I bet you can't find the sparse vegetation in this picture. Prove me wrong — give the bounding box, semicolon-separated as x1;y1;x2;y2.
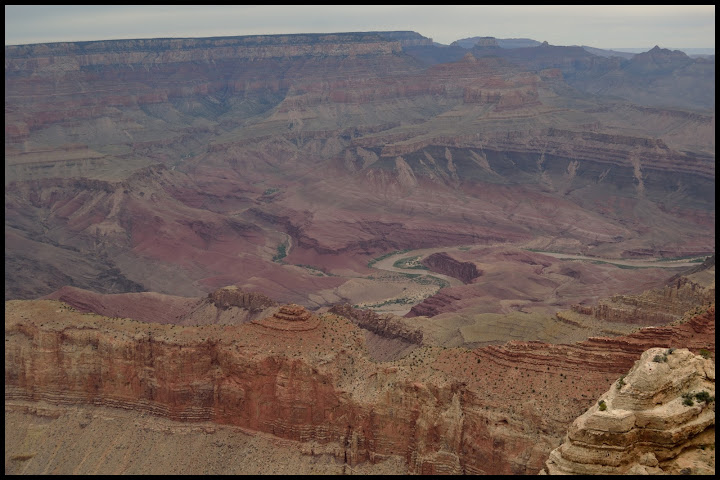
699;349;712;359
392;255;429;270
694;391;714;404
295;264;334;276
398;272;421;279
2;8;716;452
367;250;409;268
598;400;607;411
656;255;707;263
411;275;449;288
272;243;287;262
364;297;416;309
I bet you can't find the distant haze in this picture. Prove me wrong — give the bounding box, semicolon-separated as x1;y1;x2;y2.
603;47;715;55
4;5;715;51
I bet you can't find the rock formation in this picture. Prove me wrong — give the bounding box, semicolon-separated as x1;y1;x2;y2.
207;287;278;312
541;347;715;475
421;252;481;284
563;255;715;326
329;303;423;345
405;290;464;318
473;37;501;48
329;303;423;361
5;296;715;475
568;277;715;325
253;304;321;331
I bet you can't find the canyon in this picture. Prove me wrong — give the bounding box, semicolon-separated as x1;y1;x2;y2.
4;31;715;474
5;32;714;304
5;251;716;474
4;293;715;475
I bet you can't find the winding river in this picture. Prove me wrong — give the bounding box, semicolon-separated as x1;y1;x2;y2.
370;244;706;279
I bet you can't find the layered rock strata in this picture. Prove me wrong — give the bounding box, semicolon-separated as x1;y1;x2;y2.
43;285;198;324
5;33;715;302
207;287;278;312
252;304;321;331
5;298;715;475
566;267;715;326
4;33;425;142
405;290;463;318
541;348;715;475
329;303;423;344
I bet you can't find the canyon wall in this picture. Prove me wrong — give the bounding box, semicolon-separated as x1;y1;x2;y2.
5;33;715;301
5;299;715;474
566;264;715;326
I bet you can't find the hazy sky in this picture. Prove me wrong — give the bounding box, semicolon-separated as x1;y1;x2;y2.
4;5;715;49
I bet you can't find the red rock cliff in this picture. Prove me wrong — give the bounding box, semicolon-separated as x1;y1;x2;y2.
422;251;481;284
5;299;715;474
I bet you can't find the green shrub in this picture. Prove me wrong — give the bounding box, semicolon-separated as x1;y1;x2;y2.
616;375;626;390
699;349;712;359
367;249;409;268
598;400;607;411
695;391;714;403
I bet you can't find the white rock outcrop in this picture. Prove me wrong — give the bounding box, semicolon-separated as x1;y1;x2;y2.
542;347;715;475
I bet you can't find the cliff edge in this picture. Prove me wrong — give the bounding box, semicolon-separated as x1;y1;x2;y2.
541;347;715;475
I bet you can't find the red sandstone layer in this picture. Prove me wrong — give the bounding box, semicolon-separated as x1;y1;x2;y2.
4;298;714;474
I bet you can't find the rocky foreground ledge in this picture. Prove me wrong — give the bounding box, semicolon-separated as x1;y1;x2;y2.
541;347;715;475
5;298;715;474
